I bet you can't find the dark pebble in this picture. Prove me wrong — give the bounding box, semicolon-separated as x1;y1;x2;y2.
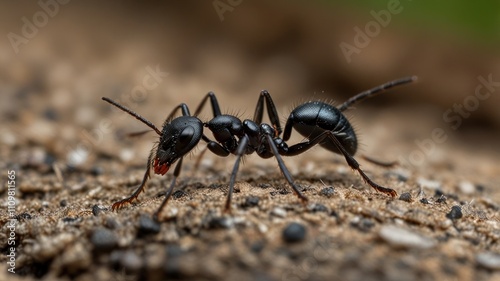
282;222;307;243
138;215;161;236
242;196;260;208
320;187;335;198
259;183;271;189
434;189;445;197
59;200;68;207
310;203;328;213
351;218;375;232
91;227;118;252
250;240;265;253
207;216;233;229
446;205;463;220
420;198;430;204
16;213;32;220
436;195;447;204
164;245;183;277
399;192;412;202
172;190;187;199
208;183;222;189
43;107;59;121
62;217;81;223
90;166;103;176
166;244;183;258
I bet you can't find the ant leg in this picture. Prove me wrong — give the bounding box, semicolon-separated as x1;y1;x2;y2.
225;135;249;212
193;91;222;117
338;76;417;112
111;149;154;210
264;134;308;203
194;135;230;170
285;131;397;197
253;90;282;135
161;103;192;129
153;157;183;221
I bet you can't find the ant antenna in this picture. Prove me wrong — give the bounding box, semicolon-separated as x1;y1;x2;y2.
102;97;162;135
338;76;417;112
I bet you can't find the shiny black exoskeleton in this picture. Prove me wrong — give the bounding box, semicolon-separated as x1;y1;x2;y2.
102;76;416;220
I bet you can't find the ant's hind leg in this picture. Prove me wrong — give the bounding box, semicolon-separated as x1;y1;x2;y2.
285;132;397;197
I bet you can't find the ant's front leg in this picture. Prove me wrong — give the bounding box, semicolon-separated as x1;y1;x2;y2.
112;150;154;210
153;157;184;221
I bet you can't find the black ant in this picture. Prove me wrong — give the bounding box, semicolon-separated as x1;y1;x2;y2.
102;76;416;220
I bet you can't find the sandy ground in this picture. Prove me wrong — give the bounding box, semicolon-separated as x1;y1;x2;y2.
1;2;500;281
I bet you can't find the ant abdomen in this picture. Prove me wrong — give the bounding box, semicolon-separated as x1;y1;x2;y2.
284;101;357;156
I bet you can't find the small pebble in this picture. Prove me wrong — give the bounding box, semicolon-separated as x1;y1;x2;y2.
385;169;410;182
138;215;161;236
417;178;441;190
259;183;271;189
92;205;105;216
351;217;375;232
208;217;234;229
67;147;89;167
399;192;412;202
91;228;118;252
379;225;435;249
90;166;103;176
121;250;142;272
309;203;328;213
282;222;307;243
320;187;335;198
62;217;81;224
242;196;260;208
420;198;430;204
271;207;287;218
476;252;500;270
59;200;68;207
16;213;32;220
172;190;187;199
446;205;463;220
436;195;447;204
458;181;475;194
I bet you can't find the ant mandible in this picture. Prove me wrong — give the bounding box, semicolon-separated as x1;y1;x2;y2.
102;76;417;220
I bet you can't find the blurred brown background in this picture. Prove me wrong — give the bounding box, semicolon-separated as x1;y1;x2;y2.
1;2;500;280
1;0;499;177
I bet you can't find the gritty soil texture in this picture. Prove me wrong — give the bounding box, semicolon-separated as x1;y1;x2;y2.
1;2;500;281
1;105;499;281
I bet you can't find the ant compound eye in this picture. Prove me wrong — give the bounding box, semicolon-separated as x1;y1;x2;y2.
176;126;195;150
178;126;195;144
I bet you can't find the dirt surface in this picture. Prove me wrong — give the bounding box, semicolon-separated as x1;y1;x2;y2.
1;2;500;281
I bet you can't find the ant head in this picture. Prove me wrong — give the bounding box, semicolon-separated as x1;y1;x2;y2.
153;116;203;175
